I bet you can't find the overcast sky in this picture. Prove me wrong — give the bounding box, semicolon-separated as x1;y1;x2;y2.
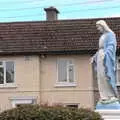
0;0;120;22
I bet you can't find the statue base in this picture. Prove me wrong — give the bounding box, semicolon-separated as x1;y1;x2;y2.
96;101;120;109
96;101;120;119
96;110;120;120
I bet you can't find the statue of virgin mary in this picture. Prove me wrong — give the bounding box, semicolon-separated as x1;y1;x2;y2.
92;20;118;104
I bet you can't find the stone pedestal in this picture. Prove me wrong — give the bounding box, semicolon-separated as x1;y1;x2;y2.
95;101;120;119
96;101;120;109
96;110;120;120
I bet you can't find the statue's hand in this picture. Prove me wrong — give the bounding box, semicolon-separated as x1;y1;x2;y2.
99;50;105;60
90;56;95;64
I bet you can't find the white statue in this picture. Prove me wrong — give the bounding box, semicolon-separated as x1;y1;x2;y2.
91;20;118;104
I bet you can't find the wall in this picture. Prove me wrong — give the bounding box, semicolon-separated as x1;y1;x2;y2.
40;54;94;109
0;55;40;112
0;54;95;112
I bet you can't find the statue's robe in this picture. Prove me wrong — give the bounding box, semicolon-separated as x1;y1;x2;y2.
93;31;117;99
103;31;117;90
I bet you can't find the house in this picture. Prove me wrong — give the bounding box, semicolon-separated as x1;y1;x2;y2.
0;7;120;112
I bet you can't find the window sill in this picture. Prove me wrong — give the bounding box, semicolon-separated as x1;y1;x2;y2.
0;83;17;89
116;83;120;86
9;96;37;108
54;82;77;87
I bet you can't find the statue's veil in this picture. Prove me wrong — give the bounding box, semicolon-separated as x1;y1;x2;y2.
96;20;113;33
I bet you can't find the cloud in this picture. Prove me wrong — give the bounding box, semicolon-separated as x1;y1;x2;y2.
109;14;120;17
23;0;45;5
86;0;115;4
86;0;105;2
103;13;120;18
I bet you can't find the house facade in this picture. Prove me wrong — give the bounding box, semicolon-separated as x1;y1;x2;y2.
0;7;120;112
0;54;94;111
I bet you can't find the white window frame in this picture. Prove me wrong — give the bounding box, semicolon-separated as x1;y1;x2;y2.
55;58;77;87
0;61;16;88
116;57;120;85
9;96;37;108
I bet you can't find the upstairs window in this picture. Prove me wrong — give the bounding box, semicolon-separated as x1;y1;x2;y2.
57;59;74;83
0;61;14;85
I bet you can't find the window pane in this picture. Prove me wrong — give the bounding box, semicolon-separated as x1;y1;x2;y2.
68;65;74;82
117;63;120;69
68;60;72;65
58;60;67;82
117;70;120;83
0;62;3;66
66;104;78;108
6;62;14;83
0;67;4;84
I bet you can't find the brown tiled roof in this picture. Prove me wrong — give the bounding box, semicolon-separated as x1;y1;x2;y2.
0;17;120;55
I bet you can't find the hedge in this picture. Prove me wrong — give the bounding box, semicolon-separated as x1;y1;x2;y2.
0;104;103;120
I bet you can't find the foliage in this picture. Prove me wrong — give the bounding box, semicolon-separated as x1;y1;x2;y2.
0;104;103;120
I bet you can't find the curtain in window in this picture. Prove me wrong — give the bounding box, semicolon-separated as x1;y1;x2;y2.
58;59;74;82
6;61;14;83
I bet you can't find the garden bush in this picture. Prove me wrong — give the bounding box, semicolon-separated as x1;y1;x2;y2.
0;104;103;120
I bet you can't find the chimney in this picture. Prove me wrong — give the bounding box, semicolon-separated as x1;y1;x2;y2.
44;6;59;21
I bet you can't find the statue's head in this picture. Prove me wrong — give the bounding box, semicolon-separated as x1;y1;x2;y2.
96;20;111;33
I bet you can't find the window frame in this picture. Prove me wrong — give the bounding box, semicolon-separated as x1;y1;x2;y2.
116;57;120;85
0;61;16;88
55;58;76;87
